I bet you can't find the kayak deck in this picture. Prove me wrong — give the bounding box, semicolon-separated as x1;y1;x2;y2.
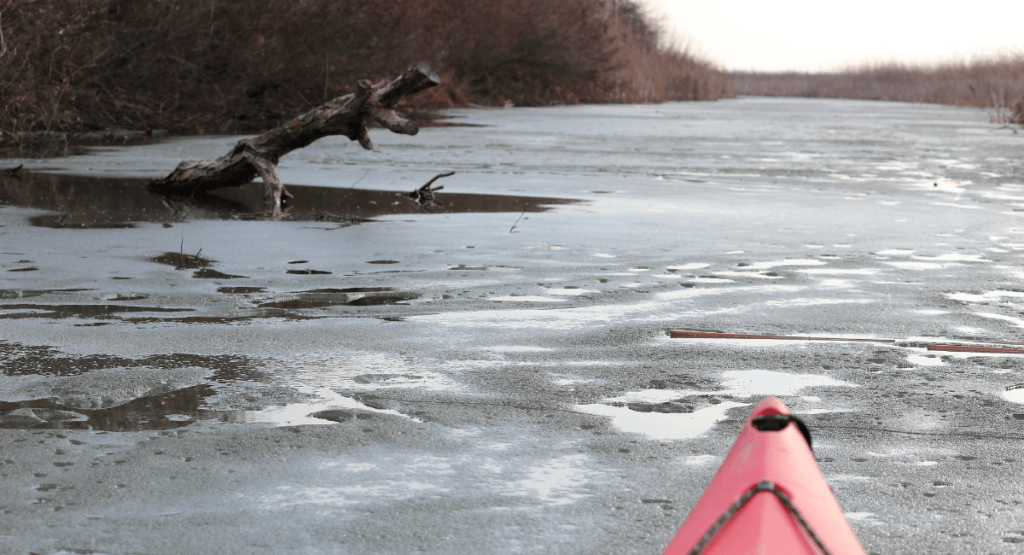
662;397;866;555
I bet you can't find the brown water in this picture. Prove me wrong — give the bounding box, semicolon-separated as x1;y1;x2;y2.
0;171;577;228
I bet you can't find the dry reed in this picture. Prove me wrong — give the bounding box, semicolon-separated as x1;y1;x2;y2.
0;0;730;154
730;56;1024;123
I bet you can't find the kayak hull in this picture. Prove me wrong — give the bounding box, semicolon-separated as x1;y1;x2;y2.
662;397;866;555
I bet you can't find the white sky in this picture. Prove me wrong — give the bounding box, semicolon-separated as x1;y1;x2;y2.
639;1;1024;73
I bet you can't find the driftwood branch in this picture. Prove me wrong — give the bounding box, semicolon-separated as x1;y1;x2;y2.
1;163;23;177
148;63;441;213
408;171;454;210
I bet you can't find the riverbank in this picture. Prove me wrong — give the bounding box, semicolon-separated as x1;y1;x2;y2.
0;0;730;157
731;55;1024;124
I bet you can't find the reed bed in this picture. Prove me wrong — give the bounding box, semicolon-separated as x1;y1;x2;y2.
0;0;730;154
730;56;1024;123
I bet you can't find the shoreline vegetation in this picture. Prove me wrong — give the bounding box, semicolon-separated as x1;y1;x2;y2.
0;0;729;156
3;1;1020;160
731;56;1024;126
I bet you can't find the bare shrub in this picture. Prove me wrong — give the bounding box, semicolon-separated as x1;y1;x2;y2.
435;0;615;105
605;20;729;103
0;0;730;151
731;56;1024;118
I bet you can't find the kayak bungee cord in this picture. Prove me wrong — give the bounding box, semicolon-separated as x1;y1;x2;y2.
686;480;832;555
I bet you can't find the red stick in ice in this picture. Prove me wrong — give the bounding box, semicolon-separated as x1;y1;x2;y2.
668;330;895;343
927;344;1024;354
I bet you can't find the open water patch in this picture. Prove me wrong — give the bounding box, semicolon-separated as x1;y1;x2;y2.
0;288;94;299
577;369;856;440
217;286;267;294
256;290;419;309
0;171;580;227
0;384;215;431
0;342;429;430
0;339;264;381
0;303;194;321
227;388;412;426
576;401;748;441
151;251;248;278
0;385;422;431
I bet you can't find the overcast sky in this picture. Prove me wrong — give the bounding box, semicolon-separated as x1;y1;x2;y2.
639;1;1024;73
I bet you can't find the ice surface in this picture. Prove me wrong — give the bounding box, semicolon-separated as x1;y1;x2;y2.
5;96;1024;555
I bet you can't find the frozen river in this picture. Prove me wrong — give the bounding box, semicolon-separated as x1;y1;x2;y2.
3;97;1024;553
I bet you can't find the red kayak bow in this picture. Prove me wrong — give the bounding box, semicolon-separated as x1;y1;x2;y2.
662;397;866;555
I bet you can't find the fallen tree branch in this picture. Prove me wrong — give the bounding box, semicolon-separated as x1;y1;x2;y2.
408;171;454;209
148;64;441;214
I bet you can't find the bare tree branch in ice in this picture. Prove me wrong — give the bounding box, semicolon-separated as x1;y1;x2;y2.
1;163;22;177
148;64;441;214
408;171;453;210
